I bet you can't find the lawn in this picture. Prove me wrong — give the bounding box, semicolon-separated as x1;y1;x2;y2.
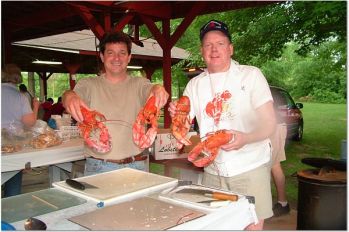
280;102;347;207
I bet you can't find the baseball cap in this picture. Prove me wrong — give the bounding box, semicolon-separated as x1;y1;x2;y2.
200;19;231;42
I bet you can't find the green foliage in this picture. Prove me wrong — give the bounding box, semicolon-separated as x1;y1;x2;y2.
260;40;346;103
46;73;70;100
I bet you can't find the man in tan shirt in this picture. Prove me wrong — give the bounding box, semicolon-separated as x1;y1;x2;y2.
63;32;169;175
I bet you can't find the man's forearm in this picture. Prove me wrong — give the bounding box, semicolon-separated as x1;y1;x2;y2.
245;101;277;144
245;120;276;144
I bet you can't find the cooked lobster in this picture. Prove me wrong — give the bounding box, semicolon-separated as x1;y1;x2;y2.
78;106;111;153
133;96;159;149
188;129;233;167
171;96;192;150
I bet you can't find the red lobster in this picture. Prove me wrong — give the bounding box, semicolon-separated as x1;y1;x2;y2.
133;96;159;149
171;96;192;150
78;106;111;153
188;129;233;167
205;90;232;125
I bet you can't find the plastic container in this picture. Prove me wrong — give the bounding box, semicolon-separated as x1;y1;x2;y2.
1;221;16;230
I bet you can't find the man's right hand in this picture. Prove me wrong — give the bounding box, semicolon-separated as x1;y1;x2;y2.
62;90;89;122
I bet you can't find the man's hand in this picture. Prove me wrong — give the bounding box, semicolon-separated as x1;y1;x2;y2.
221;130;247;151
150;84;169;108
62;90;89;122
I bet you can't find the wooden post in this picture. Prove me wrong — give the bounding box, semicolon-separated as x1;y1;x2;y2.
28;72;35;97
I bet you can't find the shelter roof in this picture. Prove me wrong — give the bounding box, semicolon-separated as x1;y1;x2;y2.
12;30;189;73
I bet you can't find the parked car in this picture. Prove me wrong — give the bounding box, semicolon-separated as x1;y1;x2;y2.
270;86;304;141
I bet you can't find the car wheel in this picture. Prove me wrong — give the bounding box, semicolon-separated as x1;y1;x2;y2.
292;122;303;141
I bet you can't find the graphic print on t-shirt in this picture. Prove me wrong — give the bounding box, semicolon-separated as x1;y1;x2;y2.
205;90;232;126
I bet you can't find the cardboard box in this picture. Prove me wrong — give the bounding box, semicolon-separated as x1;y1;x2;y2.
153;129;198;160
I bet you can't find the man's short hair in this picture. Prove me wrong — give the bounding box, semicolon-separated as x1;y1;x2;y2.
47;98;54;103
1;64;23;84
19;84;27;92
98;31;132;54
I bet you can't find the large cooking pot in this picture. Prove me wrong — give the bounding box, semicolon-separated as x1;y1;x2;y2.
297;157;347;230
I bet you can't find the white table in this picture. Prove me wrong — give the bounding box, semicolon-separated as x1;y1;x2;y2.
1;139;85;184
8;192;257;230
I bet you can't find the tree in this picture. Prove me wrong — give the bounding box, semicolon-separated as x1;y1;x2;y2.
176;1;346;66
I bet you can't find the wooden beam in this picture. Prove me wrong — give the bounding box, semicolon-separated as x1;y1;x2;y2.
71;4;105;40
104;12;111;33
169;2;206;48
139;14;165;48
116;2;172;19
112;13;135;32
162;19;172;129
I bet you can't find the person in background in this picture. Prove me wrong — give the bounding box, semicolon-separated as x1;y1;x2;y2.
18;83;33;108
39;97;54;122
168;20;276;230
63;31;169;176
48;96;65;117
1;64;40;197
270;124;290;217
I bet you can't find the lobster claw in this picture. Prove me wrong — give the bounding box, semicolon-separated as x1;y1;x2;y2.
78;106;112;153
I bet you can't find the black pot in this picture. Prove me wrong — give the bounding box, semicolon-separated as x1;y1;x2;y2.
297;158;347;230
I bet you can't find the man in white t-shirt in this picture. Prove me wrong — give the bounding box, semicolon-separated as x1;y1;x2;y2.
169;20;276;230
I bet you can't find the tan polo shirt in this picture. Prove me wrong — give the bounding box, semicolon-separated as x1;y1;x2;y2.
74;74;153;160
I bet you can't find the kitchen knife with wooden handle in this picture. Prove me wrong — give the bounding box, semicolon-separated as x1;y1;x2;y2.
204;192;238;201
176;188;239;201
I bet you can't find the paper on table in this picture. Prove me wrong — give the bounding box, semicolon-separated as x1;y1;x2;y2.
69;197;205;230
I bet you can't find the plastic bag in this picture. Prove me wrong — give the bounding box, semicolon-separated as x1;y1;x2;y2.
29;120;62;149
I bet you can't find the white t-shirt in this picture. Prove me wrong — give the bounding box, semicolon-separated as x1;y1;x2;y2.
184;60;273;177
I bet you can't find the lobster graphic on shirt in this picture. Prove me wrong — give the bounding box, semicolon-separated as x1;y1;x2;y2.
205;90;232;126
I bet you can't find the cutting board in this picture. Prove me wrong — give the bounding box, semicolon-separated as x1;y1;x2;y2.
1;188;86;223
69;197;205;230
53;168;178;205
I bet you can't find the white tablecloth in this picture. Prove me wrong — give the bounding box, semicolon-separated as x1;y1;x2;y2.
9;195;257;230
1;138;84;172
1;139;85;184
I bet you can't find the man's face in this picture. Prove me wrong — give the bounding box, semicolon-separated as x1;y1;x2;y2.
201;31;233;73
100;42;131;77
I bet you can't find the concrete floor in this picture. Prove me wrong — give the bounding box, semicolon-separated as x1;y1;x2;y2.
12;166;297;230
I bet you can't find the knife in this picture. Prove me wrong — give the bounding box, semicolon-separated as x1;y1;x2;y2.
65;179;98;190
176;188;239;201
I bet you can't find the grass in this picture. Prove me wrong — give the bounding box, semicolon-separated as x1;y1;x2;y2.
151;102;347;209
280;102;347;207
